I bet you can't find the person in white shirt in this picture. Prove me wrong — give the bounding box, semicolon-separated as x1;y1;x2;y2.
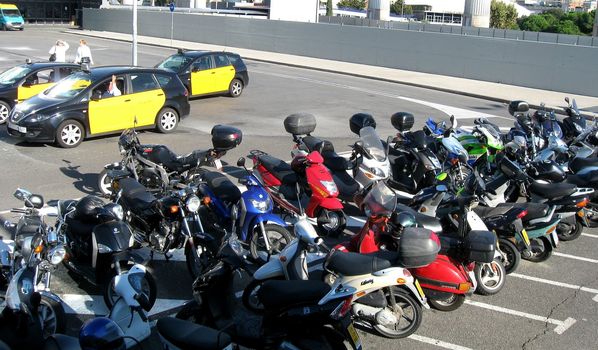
74;39;94;65
48;40;69;62
102;75;122;98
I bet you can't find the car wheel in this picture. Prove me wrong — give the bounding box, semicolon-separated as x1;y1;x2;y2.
0;100;10;124
55;120;84;148
228;79;243;98
156;107;178;133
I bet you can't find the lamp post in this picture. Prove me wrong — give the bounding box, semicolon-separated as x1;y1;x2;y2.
132;0;138;66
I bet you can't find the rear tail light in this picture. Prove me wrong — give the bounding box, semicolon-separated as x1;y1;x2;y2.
331;295;353;320
517;210;528;219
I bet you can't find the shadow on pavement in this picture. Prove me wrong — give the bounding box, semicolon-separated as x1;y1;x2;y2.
59;159;99;195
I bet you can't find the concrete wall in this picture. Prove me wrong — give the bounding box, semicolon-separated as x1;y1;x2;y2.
83;8;598;97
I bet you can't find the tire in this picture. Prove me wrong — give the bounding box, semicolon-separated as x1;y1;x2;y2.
185;241;213;280
103;265;157;310
372;287;423;339
249;224;293;264
55;120;84;148
155;107;178;133
228;78;243;98
317;209;346;238
557;218;582;241
97;168;113;196
474;258;506;296
428;293;466;312
0;100;10;124
38;294;66;338
242;278;280;313
523;237;553;263
498;238;521;274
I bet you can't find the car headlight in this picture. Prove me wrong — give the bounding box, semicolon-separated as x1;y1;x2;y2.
185;195;201;212
28;113;53;123
48;245;66;265
97;243;113;254
250;197;270;212
320;180;338;195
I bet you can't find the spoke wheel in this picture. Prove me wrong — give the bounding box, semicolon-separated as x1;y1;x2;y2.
156;107;178;133
38;295;66;338
557;219;582;241
249;224;293;264
523;237;553;262
0;101;10;124
498;238;521;274
97;169;113;196
317;209;346;238
228;79;243;97
474;258;506;295
55;120;84;148
372;287;422;339
428;293;466;312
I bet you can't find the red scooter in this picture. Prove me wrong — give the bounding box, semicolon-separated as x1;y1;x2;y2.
335;181;495;311
249;149;346;237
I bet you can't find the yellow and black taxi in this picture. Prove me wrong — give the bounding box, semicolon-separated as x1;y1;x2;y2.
156;49;249;98
7;66;190;148
0;60;80;124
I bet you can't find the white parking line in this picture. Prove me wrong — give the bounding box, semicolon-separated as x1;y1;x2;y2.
581;233;598;239
553;252;598;264
408;335;473;350
510;273;598;301
60;293;187;316
464;300;576;334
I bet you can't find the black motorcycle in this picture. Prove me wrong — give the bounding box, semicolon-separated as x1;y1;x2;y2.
51;195;157;309
98;125;242;196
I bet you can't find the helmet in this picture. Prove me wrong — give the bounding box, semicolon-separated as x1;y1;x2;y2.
390;212;417;237
74;195;105;221
79;317;126;350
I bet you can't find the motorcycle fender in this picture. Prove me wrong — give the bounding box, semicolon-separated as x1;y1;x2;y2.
92;222;132;253
401;282;429;309
306;197;343;217
252;257;285;280
37;290;63;305
412;256;473;295
111;250;147;265
104;162;122;170
243;213;287;241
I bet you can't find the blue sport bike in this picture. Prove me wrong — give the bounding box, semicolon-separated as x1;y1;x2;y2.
195;157;293;268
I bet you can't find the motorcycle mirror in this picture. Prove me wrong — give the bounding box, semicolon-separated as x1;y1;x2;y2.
236;157;245;167
91;90;102;101
565;97;570;104
28;195;44;209
450;115;457;129
13;188;32;201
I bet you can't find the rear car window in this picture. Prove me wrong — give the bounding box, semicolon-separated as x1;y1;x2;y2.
130;73;159;93
225;53;245;69
213;54;230;68
154;74;172;88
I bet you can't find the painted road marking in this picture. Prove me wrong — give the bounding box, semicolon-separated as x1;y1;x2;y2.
553;252;598;264
511;273;598;302
464;300;576;334
581;233;598;239
408;335;473;350
60;293;187;316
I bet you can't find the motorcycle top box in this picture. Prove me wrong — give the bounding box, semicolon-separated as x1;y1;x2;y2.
349;113;376;135
211;125;243;151
284;113;316;135
508;100;529;116
464;230;496;263
397;227;440;268
391;112;415;132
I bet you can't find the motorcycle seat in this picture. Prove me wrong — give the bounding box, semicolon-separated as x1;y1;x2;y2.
302;136;349;171
473;205;511;218
202;171;242;203
331;171;360;200
258;280;331;310
156;317;232;350
302;135;327;153
118;178;157;213
569;157;598;174
175;150;210;172
498;202;549;221
566;171;598;187
529;181;576;199
257;154;297;185
326;251;392;276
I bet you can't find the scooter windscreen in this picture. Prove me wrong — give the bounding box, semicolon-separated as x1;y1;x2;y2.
362;181;396;216
359;127;386;161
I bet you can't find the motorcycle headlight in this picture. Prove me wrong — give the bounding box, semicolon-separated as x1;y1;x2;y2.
48;245;66;265
320;180;338;195
250;197;270;212
127;272;145;294
369;166;386;178
97;243;113;254
229;235;244;256
185;195;201;212
107;204;124;221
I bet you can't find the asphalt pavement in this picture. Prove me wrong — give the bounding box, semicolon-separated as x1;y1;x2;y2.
1;27;598;350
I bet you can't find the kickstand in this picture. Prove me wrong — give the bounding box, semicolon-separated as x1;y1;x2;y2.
149;250;154;262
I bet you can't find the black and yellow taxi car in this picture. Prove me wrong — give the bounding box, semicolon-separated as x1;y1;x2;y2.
0;60;80;124
156;49;249;98
7;66;190;148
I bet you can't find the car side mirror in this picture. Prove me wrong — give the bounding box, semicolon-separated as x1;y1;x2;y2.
91;90;102;101
237;157;245;167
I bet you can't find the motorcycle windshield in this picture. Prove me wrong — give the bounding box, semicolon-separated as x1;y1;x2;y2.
542;120;563;139
362;181;396;216
442;136;468;157
359;126;386;161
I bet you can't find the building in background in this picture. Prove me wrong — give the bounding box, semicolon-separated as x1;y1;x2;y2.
4;0;101;23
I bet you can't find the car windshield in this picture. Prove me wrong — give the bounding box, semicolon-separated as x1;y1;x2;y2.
44;72;91;99
157;54;193;72
0;65;30;85
359;126;386;161
2;9;21;17
362;181;396;217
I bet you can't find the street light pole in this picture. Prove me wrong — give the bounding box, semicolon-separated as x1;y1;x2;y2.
132;0;138;66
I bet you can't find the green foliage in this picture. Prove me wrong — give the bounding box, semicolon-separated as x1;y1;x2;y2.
490;0;519;29
326;0;333;16
517;8;595;35
390;0;413;15
336;0;366;10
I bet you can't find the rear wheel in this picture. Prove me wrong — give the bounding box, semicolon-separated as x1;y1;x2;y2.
522;237;553;262
557;218;582;241
498;238;520;274
474;258;506;296
428;293;465;312
228;78;243;97
249;224;293;264
156;107;178;133
372;287;422;339
97;169;113;196
0;100;10;124
317;209;346;238
103;264;157;310
242;278;283;313
55;120;84;148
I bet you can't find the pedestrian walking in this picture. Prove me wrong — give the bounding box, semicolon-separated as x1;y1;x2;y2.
74;39;94;65
48;40;69;62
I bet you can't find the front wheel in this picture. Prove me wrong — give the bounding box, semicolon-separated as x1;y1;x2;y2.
371;287;423;339
498;238;521;274
249;224;293;264
317;209;346;238
0;100;10;124
55;120;84;148
428;293;466;312
557;218;582;241
522;237;553;262
228;78;243;97
97;169;114;196
156;107;178;133
103;265;157;310
474;258;506;296
38;294;66;338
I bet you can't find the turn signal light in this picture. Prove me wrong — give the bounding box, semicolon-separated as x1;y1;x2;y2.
34;244;44;254
517;210;528;219
458;282;471;292
356;291;366;298
578;210;585;217
397;278;406;284
279;256;287;262
202;196;211;205
576;198;589;208
169;205;179;214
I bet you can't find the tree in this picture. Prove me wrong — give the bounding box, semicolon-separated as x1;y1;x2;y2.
390;0;413;15
326;0;333;16
336;0;366;10
552;19;582;35
518;14;550;32
490;0;518;29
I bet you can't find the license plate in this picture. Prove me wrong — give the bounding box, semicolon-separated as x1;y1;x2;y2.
346;322;362;350
214;159;222;170
551;229;559;246
7;123;25;133
414;279;426;299
521;229;530;247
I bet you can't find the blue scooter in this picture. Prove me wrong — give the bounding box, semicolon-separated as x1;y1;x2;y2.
196;157;293;264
